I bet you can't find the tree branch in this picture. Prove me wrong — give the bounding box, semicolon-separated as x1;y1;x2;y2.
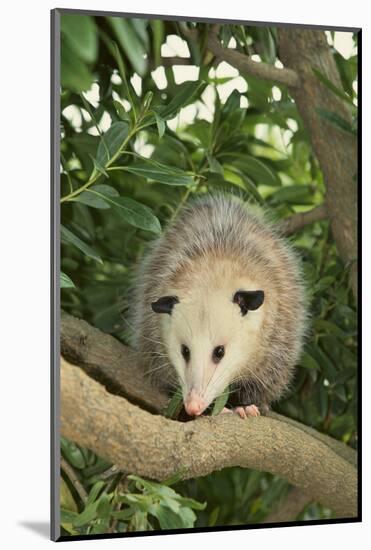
61;311;357;468
60;456;88;505
61;356;357;518
60;312;357;519
206;31;300;87
280;204;328;235
180;24;300;87
278;29;357;298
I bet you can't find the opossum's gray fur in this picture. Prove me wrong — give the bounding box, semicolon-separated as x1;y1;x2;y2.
130;194;308;409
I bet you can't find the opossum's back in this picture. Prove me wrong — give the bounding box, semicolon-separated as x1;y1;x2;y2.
143;194;301;285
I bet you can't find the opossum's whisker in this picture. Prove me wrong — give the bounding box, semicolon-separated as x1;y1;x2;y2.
120;315;167;349
139;350;168;359
144;362;171;376
202;369;231;401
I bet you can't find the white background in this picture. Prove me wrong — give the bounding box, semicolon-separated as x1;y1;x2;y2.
0;0;368;548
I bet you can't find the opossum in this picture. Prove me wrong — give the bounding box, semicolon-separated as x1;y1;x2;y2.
131;194;307;418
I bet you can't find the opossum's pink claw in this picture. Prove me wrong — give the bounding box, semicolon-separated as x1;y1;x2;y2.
220;405;260;418
243;404;260;417
224;404;260;418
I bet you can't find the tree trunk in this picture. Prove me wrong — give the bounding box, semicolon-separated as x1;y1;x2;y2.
278;29;358;297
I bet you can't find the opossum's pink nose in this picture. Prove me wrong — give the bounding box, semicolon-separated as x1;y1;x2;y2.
184;390;206;416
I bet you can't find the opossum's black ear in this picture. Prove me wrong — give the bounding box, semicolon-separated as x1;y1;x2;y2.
151;296;179;315
233;290;264;316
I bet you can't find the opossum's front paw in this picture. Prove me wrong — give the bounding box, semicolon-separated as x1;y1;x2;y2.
221;405;260;418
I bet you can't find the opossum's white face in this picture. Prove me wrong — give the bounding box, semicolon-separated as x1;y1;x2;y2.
152;288;265;416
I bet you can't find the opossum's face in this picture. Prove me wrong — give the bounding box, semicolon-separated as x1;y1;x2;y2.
152;289;265;416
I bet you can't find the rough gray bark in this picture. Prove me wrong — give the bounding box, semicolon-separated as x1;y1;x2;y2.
61;356;357;518
60;312;357;518
278;29;358;297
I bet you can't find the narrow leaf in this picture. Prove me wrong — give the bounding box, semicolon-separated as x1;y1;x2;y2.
61;225;103;264
60;272;75;288
312;67;355;106
155;113;166;138
96;121;129;165
89;190;162;234
107;17;148;76
155;81;206;120
72;184;119;209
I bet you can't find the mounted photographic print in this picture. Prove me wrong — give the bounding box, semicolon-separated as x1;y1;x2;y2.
51;8;361;542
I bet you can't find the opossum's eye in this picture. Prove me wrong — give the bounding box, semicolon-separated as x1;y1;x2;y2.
181;344;190;362
212;345;225;363
233;290;265;316
151;295;179;314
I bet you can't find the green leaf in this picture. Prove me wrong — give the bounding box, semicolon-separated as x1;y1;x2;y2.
61;225;103;264
61;509;79;525
207;153;224;175
313;319;347;337
312;67;355;106
150;20;164;67
113;100;130;121
155;81;206;120
307;345;338;382
89;190;162;234
61;14;98;64
212;387;230;415
60;271;75;289
96;121;129;165
316;108;356;135
164;387;183;418
256;27;276;64
155;113;166;138
60;477;78;512
72;184;119;209
299;351;320;371
175;496;207;511
122;159;194;186
314;276;335;294
107;17;148;76
91;157;109;179
220;153;281;187
61;438;85;468
61;39;93;92
269;184;314;205
150;504;196;529
208;506;220;527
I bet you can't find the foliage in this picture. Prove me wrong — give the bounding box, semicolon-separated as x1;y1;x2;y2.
61;437;205;535
59;13;358;535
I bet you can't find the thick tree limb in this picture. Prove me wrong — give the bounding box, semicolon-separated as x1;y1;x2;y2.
278;29;358;297
60;311;357;468
60;310;168;414
61;356;357;518
281;204;328;235
60;313;357;518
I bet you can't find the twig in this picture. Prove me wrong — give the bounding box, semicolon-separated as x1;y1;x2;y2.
180;24;300;87
280;204;328;235
61;456;88;505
